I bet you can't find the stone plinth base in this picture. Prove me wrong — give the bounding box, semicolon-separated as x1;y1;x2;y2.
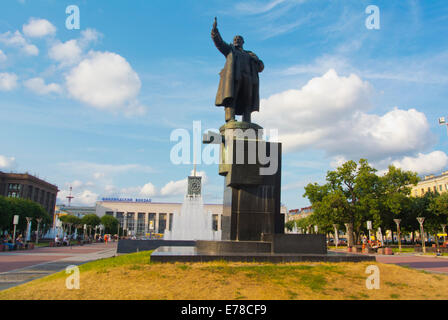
150;246;376;263
261;234;327;254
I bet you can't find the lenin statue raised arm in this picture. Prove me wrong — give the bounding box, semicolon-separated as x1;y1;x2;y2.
211;17;264;123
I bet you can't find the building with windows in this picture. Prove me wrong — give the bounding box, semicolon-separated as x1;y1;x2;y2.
96;199;224;236
286;206;313;222
410;171;448;197
0;171;59;217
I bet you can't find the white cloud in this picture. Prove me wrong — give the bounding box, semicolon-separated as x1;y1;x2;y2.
65;51;143;114
0;73;18;91
57;186;98;206
22;18;56;38
140;182;157;196
49;39;82;66
79;29;102;46
24;77;62;95
0;155;16;170
93;172;105;180
253;69;434;161
0;50;7;63
391;151;448;176
0;31;38;56
59;161;154;176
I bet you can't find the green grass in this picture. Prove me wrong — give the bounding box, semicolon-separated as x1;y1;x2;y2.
392;247;415;253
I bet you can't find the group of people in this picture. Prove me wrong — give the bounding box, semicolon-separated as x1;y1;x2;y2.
54;235;71;246
1;234;25;250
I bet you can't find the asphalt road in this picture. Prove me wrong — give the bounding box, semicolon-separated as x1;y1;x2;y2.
0;242;117;291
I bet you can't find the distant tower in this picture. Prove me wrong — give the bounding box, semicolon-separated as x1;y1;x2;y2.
66;186;74;207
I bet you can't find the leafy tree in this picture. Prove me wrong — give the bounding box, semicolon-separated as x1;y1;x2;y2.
0;196;51;236
81;214;101;236
101;215;119;234
285;220;296;232
303;159;419;246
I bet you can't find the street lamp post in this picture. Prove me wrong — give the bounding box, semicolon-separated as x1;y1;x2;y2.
393;219;402;253
417;217;426;254
12;215;19;245
35;218;42;245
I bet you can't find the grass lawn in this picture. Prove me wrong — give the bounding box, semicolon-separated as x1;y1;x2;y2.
0;251;447;300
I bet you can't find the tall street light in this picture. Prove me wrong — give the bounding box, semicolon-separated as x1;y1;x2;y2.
393;219;402;253
417;217;426;254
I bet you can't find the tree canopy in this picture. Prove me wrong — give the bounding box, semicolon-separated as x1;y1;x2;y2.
303;159;421;245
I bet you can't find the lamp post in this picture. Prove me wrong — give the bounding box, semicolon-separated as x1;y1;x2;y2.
417;217;426;254
35;218;42;244
367;220;372;246
393;219;402;253
12;215;19;244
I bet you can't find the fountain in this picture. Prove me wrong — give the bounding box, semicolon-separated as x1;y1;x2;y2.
164;182;221;241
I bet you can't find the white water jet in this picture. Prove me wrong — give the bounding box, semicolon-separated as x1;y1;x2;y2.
164;194;221;241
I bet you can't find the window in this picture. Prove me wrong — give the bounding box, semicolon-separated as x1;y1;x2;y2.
127;212;135;234
116;212;124;230
212;214;218;231
105;211;113;216
439;185;443;192
158;213;167;233
137;213;145;235
148;213;156;231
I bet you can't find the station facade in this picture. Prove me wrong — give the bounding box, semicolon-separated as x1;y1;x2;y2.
95;199;223;236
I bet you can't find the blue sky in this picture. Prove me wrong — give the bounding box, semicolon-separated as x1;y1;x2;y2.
0;0;447;210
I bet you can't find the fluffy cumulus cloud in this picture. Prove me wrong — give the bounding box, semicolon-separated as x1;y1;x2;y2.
0;155;16;170
390;151;448;176
253;69;434;162
24;77;62;95
0;31;38;55
49;39;82;66
0;73;18;91
22;18;56;38
48;29;102;67
0;50;7;63
140;182;157;196
65;51;145;115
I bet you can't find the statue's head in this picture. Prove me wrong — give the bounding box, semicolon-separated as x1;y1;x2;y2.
233;35;244;48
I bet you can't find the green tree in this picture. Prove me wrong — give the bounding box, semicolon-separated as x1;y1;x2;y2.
81;214;101;236
101;215;119;234
303;159;419;247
